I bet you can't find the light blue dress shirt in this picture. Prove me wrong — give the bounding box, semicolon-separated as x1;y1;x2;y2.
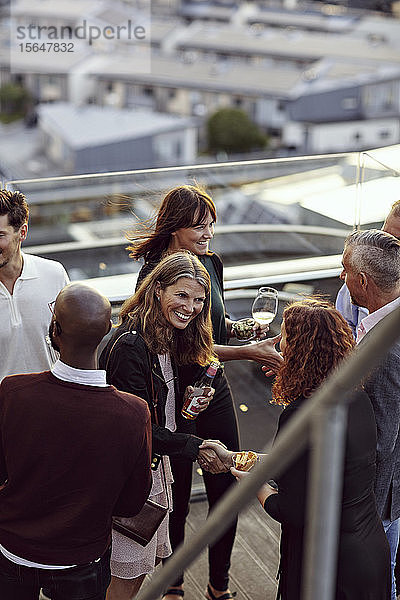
335;283;369;339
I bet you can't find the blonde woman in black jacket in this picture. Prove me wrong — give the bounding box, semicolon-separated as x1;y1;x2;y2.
100;252;224;600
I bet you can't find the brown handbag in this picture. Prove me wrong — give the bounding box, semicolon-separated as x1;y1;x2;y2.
109;331;169;546
112;480;168;546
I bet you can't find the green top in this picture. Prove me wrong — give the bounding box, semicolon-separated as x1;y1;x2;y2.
199;254;227;346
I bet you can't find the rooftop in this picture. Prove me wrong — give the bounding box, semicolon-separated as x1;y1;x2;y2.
246;7;358;33
175;22;400;65
38;103;195;149
289;58;400;97
6;47;90;74
88;50;400;104
91;53;304;97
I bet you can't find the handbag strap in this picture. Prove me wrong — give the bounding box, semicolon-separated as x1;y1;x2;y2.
158;455;170;512
104;329;134;373
105;327;158;423
148;354;159;425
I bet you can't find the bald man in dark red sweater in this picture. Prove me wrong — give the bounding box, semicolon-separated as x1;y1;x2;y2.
0;283;152;600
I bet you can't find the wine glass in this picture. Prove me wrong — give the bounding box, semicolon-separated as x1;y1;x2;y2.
251;287;278;326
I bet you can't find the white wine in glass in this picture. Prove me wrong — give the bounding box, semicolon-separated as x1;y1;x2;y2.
252;287;278;325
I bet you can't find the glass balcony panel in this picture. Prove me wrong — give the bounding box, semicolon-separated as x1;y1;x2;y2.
6;151;361;285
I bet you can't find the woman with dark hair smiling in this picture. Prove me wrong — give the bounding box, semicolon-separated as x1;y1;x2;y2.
230;298;391;599
128;185;282;600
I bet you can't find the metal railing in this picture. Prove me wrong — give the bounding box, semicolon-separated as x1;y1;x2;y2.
3;153;355;188
136;306;400;600
22;224;349;256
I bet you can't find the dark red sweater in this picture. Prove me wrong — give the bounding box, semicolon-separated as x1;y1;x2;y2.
0;371;152;565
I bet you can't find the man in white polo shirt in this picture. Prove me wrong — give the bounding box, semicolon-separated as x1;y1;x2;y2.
0;189;69;381
340;228;400;600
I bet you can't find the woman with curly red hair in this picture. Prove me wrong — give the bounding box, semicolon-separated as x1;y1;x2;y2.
271;298;355;406
232;298;391;599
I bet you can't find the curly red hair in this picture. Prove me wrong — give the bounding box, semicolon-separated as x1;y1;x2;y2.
272;297;355;406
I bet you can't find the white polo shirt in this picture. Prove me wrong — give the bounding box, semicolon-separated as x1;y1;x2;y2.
0;252;69;381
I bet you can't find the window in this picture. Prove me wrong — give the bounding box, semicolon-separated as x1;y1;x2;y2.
341;97;357;110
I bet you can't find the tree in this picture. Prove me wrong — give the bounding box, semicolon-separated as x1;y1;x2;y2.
0;83;31;123
207;107;268;154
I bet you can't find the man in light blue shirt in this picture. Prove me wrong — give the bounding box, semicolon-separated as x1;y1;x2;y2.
336;200;400;338
335;284;368;338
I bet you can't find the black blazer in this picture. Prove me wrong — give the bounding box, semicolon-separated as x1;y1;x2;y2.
362;333;400;521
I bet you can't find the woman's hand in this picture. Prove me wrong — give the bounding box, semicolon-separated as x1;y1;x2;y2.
230;319;268;341
226;318;235;339
231;467;278;506
242;334;283;369
198;443;229;474
262;355;282;378
200;440;234;472
230;466;250;480
183;386;214;414
252;321;269;340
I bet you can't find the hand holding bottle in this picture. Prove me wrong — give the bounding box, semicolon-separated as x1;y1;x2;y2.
181;361;220;420
182;385;214;419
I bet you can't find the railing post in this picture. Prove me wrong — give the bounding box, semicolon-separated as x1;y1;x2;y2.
302;403;348;600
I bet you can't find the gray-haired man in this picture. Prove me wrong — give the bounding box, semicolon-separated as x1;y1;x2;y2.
340;229;400;600
336;199;400;338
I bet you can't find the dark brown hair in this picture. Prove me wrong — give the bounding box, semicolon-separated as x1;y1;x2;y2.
127;185;217;262
120;251;216;366
272;298;355;406
0;189;29;230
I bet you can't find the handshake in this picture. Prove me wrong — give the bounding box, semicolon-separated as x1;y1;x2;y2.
197;440;258;475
